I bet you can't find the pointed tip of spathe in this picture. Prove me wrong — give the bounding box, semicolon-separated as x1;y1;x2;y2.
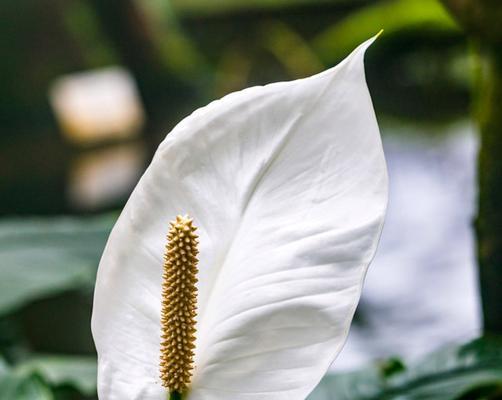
363;29;384;49
350;30;383;59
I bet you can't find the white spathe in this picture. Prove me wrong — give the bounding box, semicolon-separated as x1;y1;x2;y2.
91;34;388;400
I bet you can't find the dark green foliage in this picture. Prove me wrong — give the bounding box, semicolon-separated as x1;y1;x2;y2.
0;355;97;400
309;337;502;400
0;215;112;398
0;214;115;317
0;373;53;400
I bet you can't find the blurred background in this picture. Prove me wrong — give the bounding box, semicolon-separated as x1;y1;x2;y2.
1;0;502;399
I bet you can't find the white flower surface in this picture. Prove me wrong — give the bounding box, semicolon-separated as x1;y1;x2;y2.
91;34;388;400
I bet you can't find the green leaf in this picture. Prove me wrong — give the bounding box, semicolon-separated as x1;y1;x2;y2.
0;214;115;316
16;355;97;396
0;354;97;398
0;355;53;399
313;0;460;64
382;338;502;400
0;372;53;400
309;337;502;400
308;365;386;400
0;358;9;379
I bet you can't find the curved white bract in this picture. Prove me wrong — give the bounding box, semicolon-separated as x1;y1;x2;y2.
92;34;388;400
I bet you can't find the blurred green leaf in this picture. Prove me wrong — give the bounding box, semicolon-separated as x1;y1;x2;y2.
138;0;211;81
62;0;119;67
383;337;502;399
0;372;53;400
16;355;97;396
0;214;115;317
309;337;502;400
260;21;324;78
0;354;97;399
0;358;8;379
313;0;460;64
308;365;385;400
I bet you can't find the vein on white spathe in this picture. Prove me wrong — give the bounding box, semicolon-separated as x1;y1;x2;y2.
91;34;388;400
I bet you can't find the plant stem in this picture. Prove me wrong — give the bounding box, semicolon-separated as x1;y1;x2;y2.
169;391;182;400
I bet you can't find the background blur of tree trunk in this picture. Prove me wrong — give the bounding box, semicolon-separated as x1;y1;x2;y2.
441;0;502;335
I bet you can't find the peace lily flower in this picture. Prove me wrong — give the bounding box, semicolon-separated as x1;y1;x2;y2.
92;33;388;400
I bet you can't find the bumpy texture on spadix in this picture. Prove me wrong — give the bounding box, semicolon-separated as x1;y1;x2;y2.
92;34;388;400
160;215;199;393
